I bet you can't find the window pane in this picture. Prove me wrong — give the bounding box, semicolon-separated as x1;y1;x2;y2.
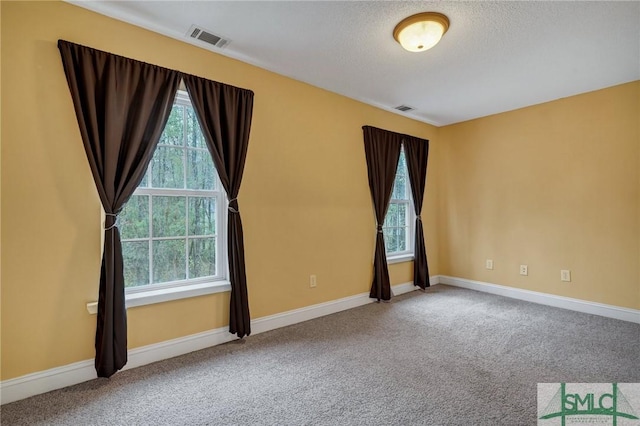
398;149;407;171
153;239;186;283
139;170;149;188
384;203;411;253
160;105;184;146
119;195;149;239
395;228;403;252
152;196;186;237
121;94;225;290
151;146;184;189
392;173;406;200
186;148;216;190
186;106;206;149
189;197;216;236
385;203;398;228
384;229;397;253
397;227;407;252
189;237;216;278
122;241;150;287
398;203;407;227
392;150;408;200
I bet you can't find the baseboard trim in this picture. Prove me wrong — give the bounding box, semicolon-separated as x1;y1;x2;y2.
0;359;96;406
1;281;421;405
6;276;635;404
438;275;640;324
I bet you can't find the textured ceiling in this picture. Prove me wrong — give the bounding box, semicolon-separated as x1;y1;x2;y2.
70;1;640;126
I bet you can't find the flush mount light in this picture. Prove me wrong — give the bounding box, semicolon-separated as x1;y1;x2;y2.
393;12;450;52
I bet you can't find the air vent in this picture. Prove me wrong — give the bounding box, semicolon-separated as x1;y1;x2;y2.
186;25;230;49
394;105;415;112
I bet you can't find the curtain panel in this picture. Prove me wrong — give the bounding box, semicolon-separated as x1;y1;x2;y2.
362;126;403;300
58;40;181;377
58;40;255;376
362;126;430;299
182;76;254;338
403;135;430;289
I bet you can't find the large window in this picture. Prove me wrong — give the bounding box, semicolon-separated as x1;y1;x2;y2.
384;148;414;256
119;90;225;292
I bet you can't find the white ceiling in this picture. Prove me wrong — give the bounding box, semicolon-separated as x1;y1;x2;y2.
71;1;640;126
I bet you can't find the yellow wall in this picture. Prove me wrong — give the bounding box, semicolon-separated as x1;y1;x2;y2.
2;0;638;383
0;1;440;380
439;81;639;310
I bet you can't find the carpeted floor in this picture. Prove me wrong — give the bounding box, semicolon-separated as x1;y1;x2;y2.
2;285;639;425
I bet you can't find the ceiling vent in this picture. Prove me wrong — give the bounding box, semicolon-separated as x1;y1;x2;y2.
394;105;415;112
187;25;230;49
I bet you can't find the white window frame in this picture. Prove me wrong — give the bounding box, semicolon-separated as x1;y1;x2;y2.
102;89;231;312
385;146;415;264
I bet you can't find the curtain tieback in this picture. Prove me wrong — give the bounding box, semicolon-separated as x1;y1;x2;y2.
416;215;422;221
105;212;118;231
228;198;239;214
376;224;384;234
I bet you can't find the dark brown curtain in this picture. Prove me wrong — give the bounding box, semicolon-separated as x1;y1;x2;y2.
183;76;254;338
58;40;181;377
403;135;430;289
362;126;403;300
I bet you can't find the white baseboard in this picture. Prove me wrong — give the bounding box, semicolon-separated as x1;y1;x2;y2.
437;275;640;324
1;281;421;405
10;275;630;405
0;359;97;407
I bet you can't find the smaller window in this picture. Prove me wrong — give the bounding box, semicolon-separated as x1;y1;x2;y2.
384;148;414;256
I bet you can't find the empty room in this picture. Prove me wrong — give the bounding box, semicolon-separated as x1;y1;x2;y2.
1;1;639;424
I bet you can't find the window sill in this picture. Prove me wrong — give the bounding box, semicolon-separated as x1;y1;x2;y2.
86;281;231;314
387;253;415;264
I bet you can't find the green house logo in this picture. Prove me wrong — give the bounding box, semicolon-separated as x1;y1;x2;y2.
539;383;639;425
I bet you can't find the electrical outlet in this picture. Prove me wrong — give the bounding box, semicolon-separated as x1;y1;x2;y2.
519;265;528;276
310;275;317;288
561;270;571;282
486;259;494;270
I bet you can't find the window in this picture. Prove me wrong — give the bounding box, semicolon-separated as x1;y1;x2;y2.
384;148;414;257
119;90;226;293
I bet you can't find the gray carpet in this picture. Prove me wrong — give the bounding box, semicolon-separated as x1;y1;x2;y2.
2;285;639;425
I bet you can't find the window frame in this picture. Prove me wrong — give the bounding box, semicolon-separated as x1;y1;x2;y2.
121;89;229;297
384;146;415;263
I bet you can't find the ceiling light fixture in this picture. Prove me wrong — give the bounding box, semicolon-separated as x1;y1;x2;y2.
393;12;450;53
